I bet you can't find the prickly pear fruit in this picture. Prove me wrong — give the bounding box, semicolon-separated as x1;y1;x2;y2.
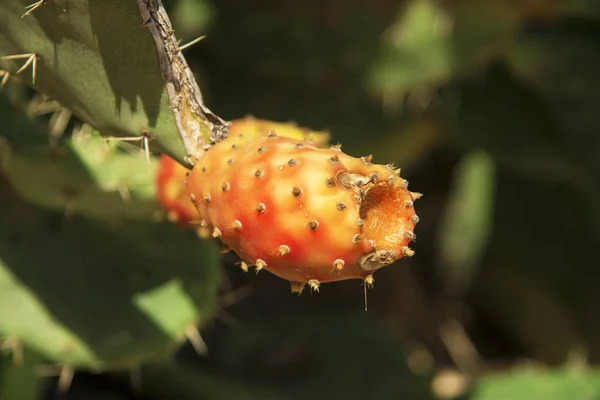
229;116;330;147
156;118;331;229
156;154;200;227
186;132;420;292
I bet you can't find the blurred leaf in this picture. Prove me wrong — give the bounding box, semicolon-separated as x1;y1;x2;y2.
0;178;220;370
0;346;43;400
437;150;495;293
0;93;160;221
471;366;600;400
170;0;215;40
370;0;455;94
369;0;518;96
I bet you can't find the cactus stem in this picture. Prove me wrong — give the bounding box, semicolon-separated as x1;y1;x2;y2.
185;324;208;355
136;0;229;165
22;0;47;18
177;35;207;51
1;53;39;84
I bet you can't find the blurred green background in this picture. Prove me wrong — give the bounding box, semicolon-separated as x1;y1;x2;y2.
3;0;600;398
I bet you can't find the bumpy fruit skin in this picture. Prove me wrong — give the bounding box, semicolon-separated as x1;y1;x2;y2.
156;117;330;229
186;132;420;291
156;154;199;227
229;115;330;147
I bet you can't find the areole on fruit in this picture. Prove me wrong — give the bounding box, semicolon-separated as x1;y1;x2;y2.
185;132;420;293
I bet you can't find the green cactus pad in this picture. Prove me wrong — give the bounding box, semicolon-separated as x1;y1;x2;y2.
0;177;221;370
0;0;188;164
0;93;163;221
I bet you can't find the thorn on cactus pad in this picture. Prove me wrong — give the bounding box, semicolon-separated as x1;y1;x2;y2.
290;281;305;294
369;239;376;249
0;70;10;90
404;200;413;208
267;130;277;138
185;325;208;355
231;143;238;149
308;279;321;292
295;143;305;149
204;193;211;202
232;220;243;230
412;192;423;200
357;218;364;226
258;146;266;153
329;154;340;165
404;230;416;240
363;274;375;311
352;234;363;244
278;245;291;256
402;246;415;257
331;143;342;151
221;182;230;192
22;0;47;18
411;215;420;224
226;158;234;165
254;259;267;273
336;202;347;211
401;179;409;189
307;220;319;231
333;259;345;271
212;227;222;238
288;159;298;167
325;178;336;187
201;166;207;172
1;53;39;84
57;365;75;394
361;155;373;165
254;202;266;213
292;187;302;197
255;169;264;178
